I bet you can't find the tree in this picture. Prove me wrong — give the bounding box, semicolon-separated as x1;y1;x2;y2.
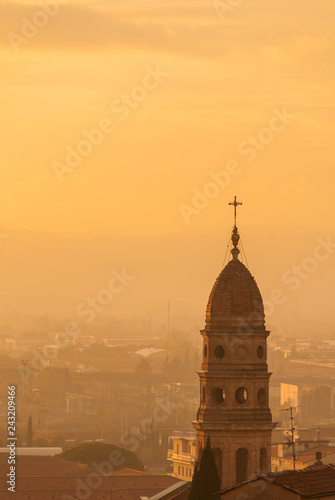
188;438;221;500
33;430;51;447
188;462;201;500
57;442;144;472
26;416;33;447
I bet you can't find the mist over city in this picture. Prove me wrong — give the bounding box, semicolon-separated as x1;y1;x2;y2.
0;0;334;499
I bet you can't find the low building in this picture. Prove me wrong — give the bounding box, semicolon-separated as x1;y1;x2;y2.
271;444;335;472
167;433;196;481
218;464;335;499
0;459;187;500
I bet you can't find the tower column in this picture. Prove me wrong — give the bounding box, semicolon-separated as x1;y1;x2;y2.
193;198;276;490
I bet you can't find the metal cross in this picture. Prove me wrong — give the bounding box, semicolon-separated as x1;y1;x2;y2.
229;196;243;227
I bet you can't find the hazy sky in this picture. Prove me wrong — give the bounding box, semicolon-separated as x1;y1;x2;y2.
0;0;334;331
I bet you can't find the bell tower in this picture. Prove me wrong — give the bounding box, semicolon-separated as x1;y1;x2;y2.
193;198;275;490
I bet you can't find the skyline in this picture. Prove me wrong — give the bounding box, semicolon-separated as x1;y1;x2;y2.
0;0;334;336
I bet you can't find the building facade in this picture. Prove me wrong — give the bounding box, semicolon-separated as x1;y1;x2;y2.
271;444;335;472
167;433;197;481
193;212;276;490
281;382;335;426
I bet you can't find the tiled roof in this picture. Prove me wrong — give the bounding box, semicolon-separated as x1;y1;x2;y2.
148;481;190;499
219;464;335;498
108;468;148;476
0;455;89;478
266;463;335;497
206;259;265;330
0;462;180;500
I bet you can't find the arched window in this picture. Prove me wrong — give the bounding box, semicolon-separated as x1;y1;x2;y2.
212;448;222;481
236;448;248;483
211;387;226;405
260;447;267;473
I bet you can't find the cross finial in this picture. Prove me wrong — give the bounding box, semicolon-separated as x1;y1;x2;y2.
229;196;242;260
229;196;243;228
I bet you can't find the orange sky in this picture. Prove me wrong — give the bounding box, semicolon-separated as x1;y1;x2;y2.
0;0;334;235
0;0;334;332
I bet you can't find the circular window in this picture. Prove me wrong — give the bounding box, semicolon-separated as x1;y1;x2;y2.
212;388;226;405
235;387;248;404
214;345;225;358
257;388;267;405
257;346;264;359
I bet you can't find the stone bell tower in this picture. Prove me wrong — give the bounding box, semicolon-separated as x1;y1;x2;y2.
193;197;275;490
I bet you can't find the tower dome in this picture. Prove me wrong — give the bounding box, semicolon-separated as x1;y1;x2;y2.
205;258;265;330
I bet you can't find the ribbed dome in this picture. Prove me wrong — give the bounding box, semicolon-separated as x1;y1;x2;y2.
206;259;265;330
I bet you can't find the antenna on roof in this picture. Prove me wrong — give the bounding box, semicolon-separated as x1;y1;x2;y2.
279;406;299;471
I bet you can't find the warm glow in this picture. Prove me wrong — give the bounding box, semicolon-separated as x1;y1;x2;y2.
0;0;334;334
